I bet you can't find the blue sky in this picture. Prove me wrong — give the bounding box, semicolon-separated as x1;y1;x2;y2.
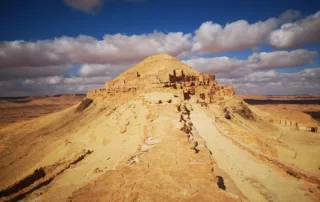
0;0;319;96
1;0;319;40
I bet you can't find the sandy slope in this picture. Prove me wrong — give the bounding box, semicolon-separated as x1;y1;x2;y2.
69;103;244;202
1;94;318;202
191;105;318;202
0;99;148;201
1;54;319;202
0;94;84;127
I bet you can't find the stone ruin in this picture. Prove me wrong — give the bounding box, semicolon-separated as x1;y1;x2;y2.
269;119;319;133
87;68;235;105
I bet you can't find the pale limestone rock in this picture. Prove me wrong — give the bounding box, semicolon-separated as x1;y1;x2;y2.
140;144;155;152
145;137;161;145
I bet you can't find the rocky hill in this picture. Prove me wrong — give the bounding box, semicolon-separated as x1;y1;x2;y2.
0;54;319;202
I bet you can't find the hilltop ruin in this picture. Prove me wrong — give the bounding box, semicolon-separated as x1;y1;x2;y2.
87;54;235;104
1;54;319;202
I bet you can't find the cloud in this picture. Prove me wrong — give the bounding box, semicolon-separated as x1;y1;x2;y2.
77;63;133;77
184;49;317;75
192;10;300;54
0;75;111;97
1;67;319;97
0;65;71;81
247;49;317;70
184;57;247;74
269;11;320;48
64;0;104;13
0;32;192;68
218;68;320;95
278;10;301;24
0;9;319;97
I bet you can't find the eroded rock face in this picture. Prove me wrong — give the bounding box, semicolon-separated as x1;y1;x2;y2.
86;54;235;104
69;105;241;202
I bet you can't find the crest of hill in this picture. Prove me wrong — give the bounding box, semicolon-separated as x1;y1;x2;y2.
116;54;199;80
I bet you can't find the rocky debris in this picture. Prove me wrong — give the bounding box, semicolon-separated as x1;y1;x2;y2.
140;136;161;152
200;102;208;108
177;103;202;154
192;141;200;153
143;92;179;105
234;102;255;120
176;104;182;112
4;53;320;202
86;54;234;104
68;112;240;202
216;176;226;191
224;108;231;120
93;168;103;173
127;156;140;165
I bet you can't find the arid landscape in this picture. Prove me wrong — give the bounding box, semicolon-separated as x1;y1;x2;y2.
0;54;319;202
0;95;85;127
1;0;320;201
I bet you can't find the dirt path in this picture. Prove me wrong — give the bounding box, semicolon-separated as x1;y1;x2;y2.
191;105;317;202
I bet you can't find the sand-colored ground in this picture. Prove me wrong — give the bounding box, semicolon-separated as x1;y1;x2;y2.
1;54;319;202
191;104;319;202
1;94;319;202
238;94;320;124
0;94;85;128
69;104;244;202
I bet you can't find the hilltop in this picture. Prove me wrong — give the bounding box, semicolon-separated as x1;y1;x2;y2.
0;54;319;202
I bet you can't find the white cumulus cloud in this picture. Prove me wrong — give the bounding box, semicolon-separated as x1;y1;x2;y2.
269;11;320;48
192;10;301;54
0;32;192;68
184;49;317;75
219;68;320;95
247;49;317;70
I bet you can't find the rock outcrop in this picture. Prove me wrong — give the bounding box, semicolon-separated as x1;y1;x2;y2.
87;54;235;103
1;53;320;202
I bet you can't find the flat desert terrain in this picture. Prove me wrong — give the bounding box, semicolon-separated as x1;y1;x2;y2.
239;94;320;124
0;94;85;128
